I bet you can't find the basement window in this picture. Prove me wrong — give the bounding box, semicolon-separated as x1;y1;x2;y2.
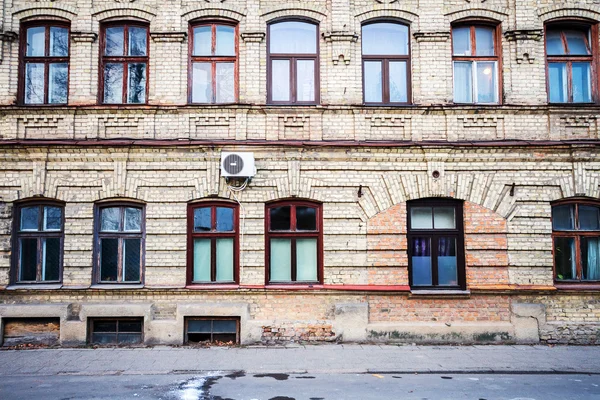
185;317;239;345
89;318;143;345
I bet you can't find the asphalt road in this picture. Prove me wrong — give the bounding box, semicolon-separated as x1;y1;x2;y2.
1;372;599;400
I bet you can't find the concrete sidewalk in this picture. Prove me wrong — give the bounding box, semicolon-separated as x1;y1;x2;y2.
0;345;599;376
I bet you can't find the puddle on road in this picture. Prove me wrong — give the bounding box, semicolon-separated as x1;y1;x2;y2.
254;373;289;381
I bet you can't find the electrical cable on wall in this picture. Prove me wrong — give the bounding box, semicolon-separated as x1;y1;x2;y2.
227;177;250;280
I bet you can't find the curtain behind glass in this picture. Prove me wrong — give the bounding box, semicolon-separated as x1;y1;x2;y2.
585;238;600;280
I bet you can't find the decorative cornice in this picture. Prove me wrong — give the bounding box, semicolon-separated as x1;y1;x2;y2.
0;32;17;42
240;31;265;43
322;31;359;65
322;31;358;43
413;31;450;42
70;31;97;43
150;32;187;43
504;29;543;42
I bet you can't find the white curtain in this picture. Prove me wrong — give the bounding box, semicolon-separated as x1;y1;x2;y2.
588;238;600;280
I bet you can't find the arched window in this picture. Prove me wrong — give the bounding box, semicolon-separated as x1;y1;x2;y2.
452;22;501;104
362;21;410;104
265;200;322;284
188;21;238;104
545;21;597;103
19;21;70;105
552;199;600;282
187;201;239;284
267;20;319;104
94;202;145;284
407;199;466;290
12;200;64;283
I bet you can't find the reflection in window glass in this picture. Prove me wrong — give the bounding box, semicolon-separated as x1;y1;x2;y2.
194;207;212;232
125;208;142;232
101;207;121;232
389;61;408;103
411;207;432;229
296;207;317;231
271;60;290;102
548;63;567;103
411;237;432;286
546;30;565;55
105;27;124;56
572;62;591;103
216;63;235;103
216;26;235;56
193;26;212;56
192;63;212;103
48;63;68;104
25;63;45;104
452;27;471;56
103;63;124;104
270;206;291;230
27;27;46;56
127;63;146;104
434;207;455;229
44;207;62;231
364;61;382;103
21;206;40;231
552;204;574;230
50;27;69;57
477;62;496;103
362;23;408;55
555;237;575;280
475;27;494;56
270;22;316;54
216;207;234;231
453;62;473;103
580;206;600;231
565;30;590;55
128;27;147;56
296;60;315;102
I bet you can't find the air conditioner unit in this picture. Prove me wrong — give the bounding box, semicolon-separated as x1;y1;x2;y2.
220;152;256;178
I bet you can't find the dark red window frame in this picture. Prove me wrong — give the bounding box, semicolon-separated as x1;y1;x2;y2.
11;199;65;284
188;20;239;104
186;201;239;285
265;199;323;284
18;20;70;105
99;21;150;105
267;19;320;105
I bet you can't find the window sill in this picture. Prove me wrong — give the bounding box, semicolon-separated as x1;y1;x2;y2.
90;284;144;290
6;283;62;290
409;289;470;299
186;284;240;290
265;284;323;290
555;283;600;291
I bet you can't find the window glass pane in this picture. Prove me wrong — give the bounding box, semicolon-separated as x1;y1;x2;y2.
103;63;124;104
434;207;456;229
554;237;576;280
49;27;68;57
216;25;235;56
188;320;211;333
105;27;124;56
216;238;234;282
26;27;46;56
92;333;117;344
19;238;38;281
48;63;68;104
94;320;117;332
124;208;142;232
44;206;62;231
101;207;121;231
25;63;45;104
548;63;567;103
452;27;471;56
438;237;457;286
194;207;212;232
21;206;40;231
572;62;592;103
565;30;590;55
580;206;600;231
216;63;235;103
128;27;147;56
271;60;290;101
42;238;60;281
552;205;574;230
296;207;317;231
362;23;408;55
270;206;291;231
127;63;146;104
119;320;142;332
213;320;237;333
411;237;432;286
270;238;292;281
389;61;408;103
270;22;316;54
410;207;432;229
476;61;497;103
364;61;382;102
216;207;234;231
100;238;119;281
117;333;142;344
192;62;212;103
296;59;315;102
193;26;212;56
123;239;141;282
193;238;211;282
475;27;494;56
296;238;317;281
582;237;600;281
546;30;566;55
453;61;473;103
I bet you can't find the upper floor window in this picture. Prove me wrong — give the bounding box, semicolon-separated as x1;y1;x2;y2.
546;23;597;103
268;20;319;104
94;203;145;284
19;22;69;105
189;22;237;104
266;200;322;284
452;24;500;104
407;199;466;290
100;23;148;104
187;202;238;284
552;200;600;282
12;201;64;283
362;22;410;104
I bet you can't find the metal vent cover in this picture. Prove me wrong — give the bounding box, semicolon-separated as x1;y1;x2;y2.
222;153;245;175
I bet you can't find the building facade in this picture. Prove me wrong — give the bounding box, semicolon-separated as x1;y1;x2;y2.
0;0;599;346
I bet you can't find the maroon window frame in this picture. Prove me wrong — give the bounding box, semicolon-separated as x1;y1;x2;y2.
186;202;239;285
265;200;323;284
551;199;600;283
18;21;70;105
99;22;149;104
11;199;65;284
188;21;238;104
267;19;320;105
545;21;598;104
407;199;466;290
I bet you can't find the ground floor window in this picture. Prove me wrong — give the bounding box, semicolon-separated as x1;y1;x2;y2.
185;317;239;345
89;318;143;345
